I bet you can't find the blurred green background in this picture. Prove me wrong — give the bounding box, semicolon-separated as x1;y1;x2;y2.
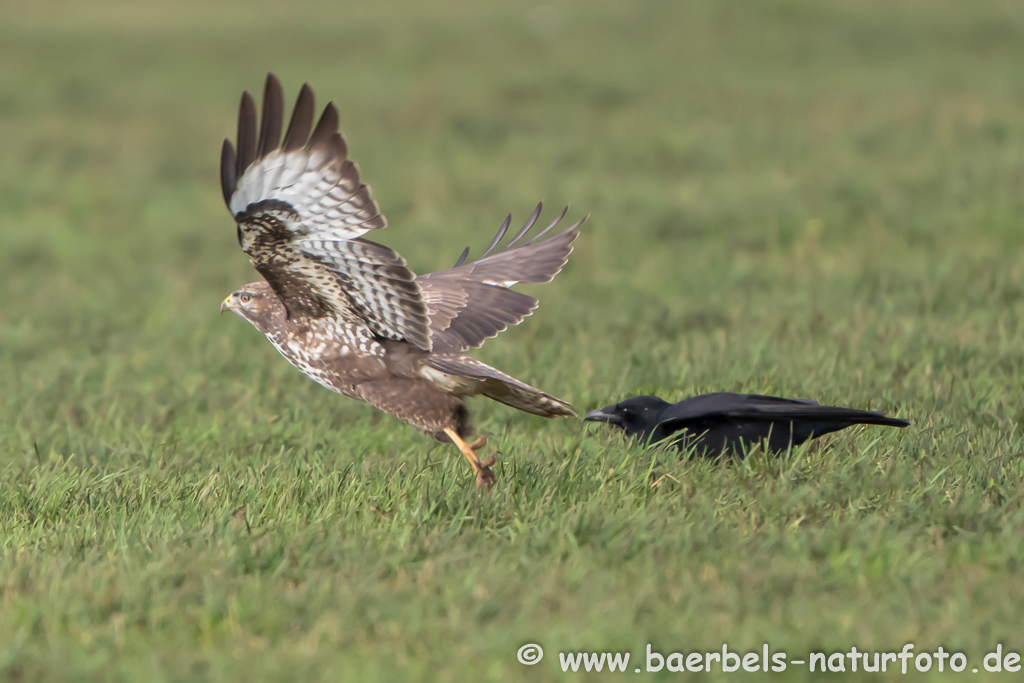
2;0;1024;680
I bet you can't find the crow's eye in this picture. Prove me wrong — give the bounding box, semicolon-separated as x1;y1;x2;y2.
239;293;252;304
620;408;632;418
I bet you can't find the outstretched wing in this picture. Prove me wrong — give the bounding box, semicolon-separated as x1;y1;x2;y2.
221;74;431;350
416;203;583;352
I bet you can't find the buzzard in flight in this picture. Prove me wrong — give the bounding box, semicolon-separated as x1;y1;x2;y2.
219;75;582;487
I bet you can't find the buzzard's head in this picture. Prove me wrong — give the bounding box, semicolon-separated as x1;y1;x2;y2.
221;281;280;331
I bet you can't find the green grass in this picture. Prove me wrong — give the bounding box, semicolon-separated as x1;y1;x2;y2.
2;0;1024;679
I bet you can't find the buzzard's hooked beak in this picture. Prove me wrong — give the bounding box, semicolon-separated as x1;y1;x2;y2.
583;407;621;425
220;297;232;314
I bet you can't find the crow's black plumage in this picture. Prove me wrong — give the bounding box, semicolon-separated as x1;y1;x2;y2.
584;393;909;456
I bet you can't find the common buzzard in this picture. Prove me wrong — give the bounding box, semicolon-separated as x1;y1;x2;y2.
219;75;582;488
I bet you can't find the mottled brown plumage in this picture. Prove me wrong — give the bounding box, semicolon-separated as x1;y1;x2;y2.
219;74;583;487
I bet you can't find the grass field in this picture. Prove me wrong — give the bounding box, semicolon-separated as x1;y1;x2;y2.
2;0;1024;680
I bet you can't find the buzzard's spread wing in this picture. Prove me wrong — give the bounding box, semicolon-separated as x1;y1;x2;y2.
416;204;583;352
221;74;431;350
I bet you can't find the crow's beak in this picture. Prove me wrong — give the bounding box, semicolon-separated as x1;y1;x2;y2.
220;296;232;314
583;407;621;425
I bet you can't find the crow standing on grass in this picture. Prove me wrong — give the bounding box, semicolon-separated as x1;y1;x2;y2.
584;393;909;456
218;75;583;489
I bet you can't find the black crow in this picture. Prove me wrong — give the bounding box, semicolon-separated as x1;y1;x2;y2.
584;393;909;456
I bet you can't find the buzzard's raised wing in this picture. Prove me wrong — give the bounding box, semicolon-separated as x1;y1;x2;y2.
221;74;431;350
416;203;583;352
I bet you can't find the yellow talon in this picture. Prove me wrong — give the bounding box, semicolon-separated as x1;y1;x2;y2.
444;428;497;490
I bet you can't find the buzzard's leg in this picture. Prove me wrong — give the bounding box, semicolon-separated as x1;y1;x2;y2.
470;436;496;472
443;428;497;490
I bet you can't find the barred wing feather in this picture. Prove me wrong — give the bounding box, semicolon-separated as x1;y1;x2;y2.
221;74;431;351
416;203;583;351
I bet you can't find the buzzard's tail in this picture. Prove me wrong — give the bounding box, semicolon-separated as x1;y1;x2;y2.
423;356;575;418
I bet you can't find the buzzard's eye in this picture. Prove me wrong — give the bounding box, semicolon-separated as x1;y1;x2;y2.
239;293;252;304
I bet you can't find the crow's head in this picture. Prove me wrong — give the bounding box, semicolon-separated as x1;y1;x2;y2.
584;395;671;444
